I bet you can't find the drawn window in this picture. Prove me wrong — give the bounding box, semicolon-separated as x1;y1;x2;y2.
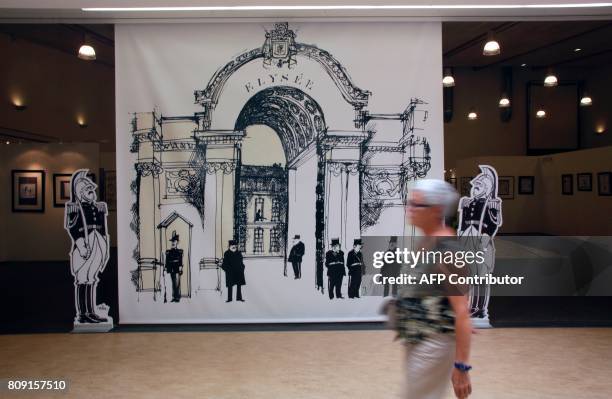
253;227;264;253
254;197;264;222
270;226;280;253
271;197;280;222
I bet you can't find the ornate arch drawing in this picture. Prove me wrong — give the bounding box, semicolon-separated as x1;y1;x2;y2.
194;22;371;130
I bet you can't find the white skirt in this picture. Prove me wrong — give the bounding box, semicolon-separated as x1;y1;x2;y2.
403;333;456;399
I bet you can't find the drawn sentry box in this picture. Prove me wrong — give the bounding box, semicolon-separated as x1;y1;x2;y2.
157;212;193;298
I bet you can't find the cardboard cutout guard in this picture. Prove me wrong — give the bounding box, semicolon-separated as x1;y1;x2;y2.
64;169;113;332
457;165;503;327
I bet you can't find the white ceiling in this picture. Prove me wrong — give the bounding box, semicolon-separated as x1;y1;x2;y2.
1;0;612;21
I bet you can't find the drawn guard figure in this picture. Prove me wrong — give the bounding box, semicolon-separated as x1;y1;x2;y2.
325;238;345;300
221;239;246;302
457;165;503;323
165;231;183;303
288;234;305;279
64;169;111;326
347;239;364;298
381;236;401;297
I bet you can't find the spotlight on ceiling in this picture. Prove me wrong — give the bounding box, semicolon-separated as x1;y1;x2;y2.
521;63;528;67
77;116;88;128
78;44;96;61
536;108;547;119
574;48;582;52
12;98;27;111
499;96;511;108
596;125;606;134
544;73;558;87
442;67;455;87
467;109;478;120
483;34;501;56
580;95;593;107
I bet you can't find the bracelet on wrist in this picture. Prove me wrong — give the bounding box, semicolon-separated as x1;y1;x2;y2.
454;362;472;372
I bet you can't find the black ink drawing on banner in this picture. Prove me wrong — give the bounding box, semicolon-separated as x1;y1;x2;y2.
457;165;503;328
128;22;433;304
64;169;113;332
221;239;246;302
288;234;305;279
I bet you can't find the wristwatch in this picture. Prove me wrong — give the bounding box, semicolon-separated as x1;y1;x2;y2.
454;362;472;372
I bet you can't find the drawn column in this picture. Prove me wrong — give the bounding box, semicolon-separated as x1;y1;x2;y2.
196;131;243;260
131;112;163;298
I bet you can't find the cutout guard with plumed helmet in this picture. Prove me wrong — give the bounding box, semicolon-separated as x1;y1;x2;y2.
411;179;459;217
70;169;97;202
476;164;499;198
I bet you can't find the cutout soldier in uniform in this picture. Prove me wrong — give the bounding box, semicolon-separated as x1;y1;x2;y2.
288;234;305;279
64;169;110;324
165;231;183;303
347;239;364;298
325;238;345;300
221;239;246;303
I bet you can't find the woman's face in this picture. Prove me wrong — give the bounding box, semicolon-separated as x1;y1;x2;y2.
407;191;435;228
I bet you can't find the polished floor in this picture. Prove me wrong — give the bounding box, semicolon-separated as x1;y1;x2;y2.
1;327;611;398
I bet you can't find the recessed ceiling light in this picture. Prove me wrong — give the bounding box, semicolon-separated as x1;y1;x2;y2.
544;74;558;87
574;48;582;52
536;109;547;118
483;39;501;56
468;110;478;120
78;44;96;61
499;97;511;107
442;75;455;87
5;141;10;145
580;95;593;106
596;125;606;134
521;63;528;67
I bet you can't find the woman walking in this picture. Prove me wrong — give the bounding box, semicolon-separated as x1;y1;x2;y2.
387;179;472;399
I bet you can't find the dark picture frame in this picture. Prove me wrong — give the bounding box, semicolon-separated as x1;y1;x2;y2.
460;176;473;197
518;176;535;195
577;173;592;192
12;169;45;213
53;174;72;207
526;81;580;155
561;174;573;195
498;176;515;200
597;172;612;196
53;172;96;207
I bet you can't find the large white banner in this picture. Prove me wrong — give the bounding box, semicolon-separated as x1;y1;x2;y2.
116;21;443;323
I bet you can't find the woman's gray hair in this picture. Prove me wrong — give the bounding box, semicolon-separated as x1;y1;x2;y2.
411;179;459;217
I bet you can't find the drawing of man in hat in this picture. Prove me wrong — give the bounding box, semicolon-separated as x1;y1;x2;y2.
458;164;503;321
347;238;364;298
288;234;305;279
64;169;110;324
164;231;184;303
220;239;246;302
325;238;345;300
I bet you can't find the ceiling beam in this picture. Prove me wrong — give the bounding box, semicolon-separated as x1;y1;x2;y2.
474;22;612;70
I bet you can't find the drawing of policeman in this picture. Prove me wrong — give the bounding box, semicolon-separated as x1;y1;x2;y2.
64;169;110;324
325;238;345;300
165;231;183;303
347;239;364;298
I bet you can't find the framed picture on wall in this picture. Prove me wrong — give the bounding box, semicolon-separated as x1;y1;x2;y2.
561;174;573;195
100;169;117;211
498;176;514;200
12;170;45;213
598;172;612;196
518;176;535;195
577;173;592;191
460;177;473;197
53;172;96;207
